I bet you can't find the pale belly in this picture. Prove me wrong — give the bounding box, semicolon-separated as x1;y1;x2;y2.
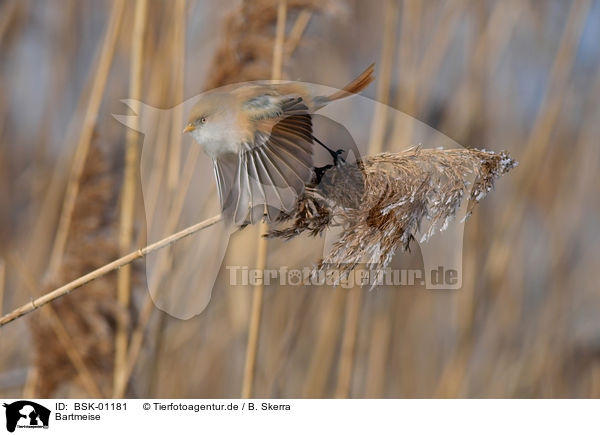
191;121;247;158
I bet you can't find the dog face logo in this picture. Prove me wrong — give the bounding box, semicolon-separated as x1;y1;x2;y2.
3;401;50;432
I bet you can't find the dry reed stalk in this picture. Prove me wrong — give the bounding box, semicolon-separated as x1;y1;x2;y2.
25;23;111;281
364;307;392;397
141;116;170;230
241;228;268;397
46;0;125;278
432;2;514;398
390;0;461;146
333;283;362;398
549;79;600;244
22;368;38;399
480;59;600;396
136;10;180;232
433;242;477;398
121;181;214;393
121;291;155;392
483;0;590;287
517;0;590;169
241;0;287;400
301;287;346;397
145;312;168;396
0;215;222;328
28;1;77;206
540;89;600;394
367;0;399;155
204;0;338;88
167;0;186;192
390;0;421;147
439;0;523;139
117;3;186;397
164;146;202;238
413;1;465;114
111;4;182;397
333;0;399;397
261;266;316;395
116;140;203;398
114;0;147;398
0;0;19;44
433;155;486;397
285;10;312;56
271;0;287;81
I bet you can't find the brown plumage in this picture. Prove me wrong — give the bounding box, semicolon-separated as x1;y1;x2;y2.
183;64;375;226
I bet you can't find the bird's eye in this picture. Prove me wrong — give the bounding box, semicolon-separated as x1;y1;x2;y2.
200;117;207;124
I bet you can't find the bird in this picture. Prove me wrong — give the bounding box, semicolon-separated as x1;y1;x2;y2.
184;64;375;226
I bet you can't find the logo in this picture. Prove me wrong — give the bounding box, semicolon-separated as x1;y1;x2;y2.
2;401;50;433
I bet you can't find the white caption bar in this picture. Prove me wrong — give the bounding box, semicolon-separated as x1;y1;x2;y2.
0;399;597;434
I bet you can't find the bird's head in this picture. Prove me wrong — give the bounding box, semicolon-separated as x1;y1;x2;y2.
183;94;230;144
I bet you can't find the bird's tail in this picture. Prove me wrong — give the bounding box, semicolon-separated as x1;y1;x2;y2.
315;64;375;107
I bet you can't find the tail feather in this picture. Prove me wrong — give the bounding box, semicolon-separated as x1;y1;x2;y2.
322;63;375;103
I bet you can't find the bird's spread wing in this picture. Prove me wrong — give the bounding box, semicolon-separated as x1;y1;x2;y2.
215;96;314;226
241;93;286;120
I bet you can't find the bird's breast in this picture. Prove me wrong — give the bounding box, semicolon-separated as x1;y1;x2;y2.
192;113;251;158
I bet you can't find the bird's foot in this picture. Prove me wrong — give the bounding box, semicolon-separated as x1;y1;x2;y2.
312;135;345;166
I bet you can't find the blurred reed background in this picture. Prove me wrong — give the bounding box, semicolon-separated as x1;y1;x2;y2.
1;0;599;398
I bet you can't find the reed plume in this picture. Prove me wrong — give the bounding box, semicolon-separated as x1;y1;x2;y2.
268;147;517;275
204;0;344;89
29;144;127;397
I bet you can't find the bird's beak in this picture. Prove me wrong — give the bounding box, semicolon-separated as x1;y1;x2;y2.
183;124;195;133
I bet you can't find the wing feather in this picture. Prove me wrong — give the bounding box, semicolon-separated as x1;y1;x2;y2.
215;96;315;225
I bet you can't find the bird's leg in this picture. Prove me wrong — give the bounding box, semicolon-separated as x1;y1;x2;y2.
311;135;347;185
312;135;345;166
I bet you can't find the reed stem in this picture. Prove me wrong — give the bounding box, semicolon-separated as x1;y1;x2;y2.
0;215;222;328
241;0;287;399
114;0;148;398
